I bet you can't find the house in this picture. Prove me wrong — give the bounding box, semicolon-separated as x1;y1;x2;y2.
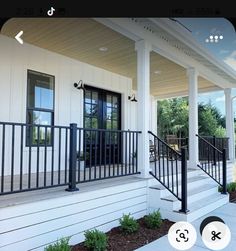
0;18;235;250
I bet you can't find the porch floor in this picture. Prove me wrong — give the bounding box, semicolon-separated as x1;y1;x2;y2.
0;175;144;209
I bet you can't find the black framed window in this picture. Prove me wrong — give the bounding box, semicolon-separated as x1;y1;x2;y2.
26;70;55;146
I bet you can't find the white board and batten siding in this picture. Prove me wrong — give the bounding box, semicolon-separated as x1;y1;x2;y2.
0;34;156;176
0;178;148;251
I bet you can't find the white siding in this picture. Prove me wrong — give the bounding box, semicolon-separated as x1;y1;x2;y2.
0;178;148;251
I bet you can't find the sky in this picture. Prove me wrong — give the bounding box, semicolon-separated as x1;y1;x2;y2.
175;18;236;116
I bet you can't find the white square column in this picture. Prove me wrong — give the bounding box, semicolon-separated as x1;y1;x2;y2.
135;40;152;178
225;88;235;162
187;68;199;168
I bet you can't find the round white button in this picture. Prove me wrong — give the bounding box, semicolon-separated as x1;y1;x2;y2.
168;221;197;250
202;221;231;250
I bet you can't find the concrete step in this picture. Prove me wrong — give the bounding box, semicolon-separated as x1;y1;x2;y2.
161;183;218;210
148;170;229;222
149;174;214;198
152;193;229;222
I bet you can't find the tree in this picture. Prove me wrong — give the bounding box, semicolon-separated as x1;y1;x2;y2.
157;98;226;139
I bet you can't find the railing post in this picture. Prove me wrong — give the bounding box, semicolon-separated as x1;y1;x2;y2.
66;123;79;192
179;147;188;213
213;136;216;166
222;148;227;194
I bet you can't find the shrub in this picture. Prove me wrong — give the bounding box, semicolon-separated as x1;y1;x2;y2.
218;182;236;193
84;229;107;251
119;214;139;234
44;237;71;251
144;210;162;229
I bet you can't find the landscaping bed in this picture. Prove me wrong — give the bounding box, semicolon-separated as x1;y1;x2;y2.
230;190;236;202
72;217;174;251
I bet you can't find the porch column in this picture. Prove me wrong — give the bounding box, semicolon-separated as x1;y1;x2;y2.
187;67;199;168
225;88;235;162
135;40;152;178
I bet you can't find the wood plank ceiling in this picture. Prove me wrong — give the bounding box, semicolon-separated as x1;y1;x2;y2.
1;18;219;97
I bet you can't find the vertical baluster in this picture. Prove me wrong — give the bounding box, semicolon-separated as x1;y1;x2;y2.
128;131;131;174
175;153;179;197
132;132;134;174
20;125;23;190
58;128;61;184
158;140;161;178
95;130;98;179
125;131;128;175
51;126;54;186
218;152;220;183
113;131;115;176
171;149;174;193
109;131;111;177
65;128;68;183
104;131;107;178
135;132;138;173
1;124;5;193
162;143;165;184
36;125;40;188
10;125;15;192
117;131;120;176
166;145;170;188
84;130;87;181
99;130;102;179
28;125;32;189
154;136;157;176
44;126;47;187
89;130;92;181
50;127;56;186
78;128;81;182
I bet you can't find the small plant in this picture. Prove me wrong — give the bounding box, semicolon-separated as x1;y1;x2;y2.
219;182;236;193
144;210;162;229
119;214;139;234
44;237;71;251
84;229;107;251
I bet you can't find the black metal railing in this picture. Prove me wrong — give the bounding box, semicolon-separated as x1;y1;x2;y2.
196;134;227;194
0;121;141;195
166;136;229;161
148;131;188;213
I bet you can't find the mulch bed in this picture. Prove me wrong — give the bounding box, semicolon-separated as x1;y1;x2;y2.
72;218;174;251
229;191;236;202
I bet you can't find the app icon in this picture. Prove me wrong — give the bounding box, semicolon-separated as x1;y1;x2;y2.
47;7;55;16
168;221;197;250
200;217;231;250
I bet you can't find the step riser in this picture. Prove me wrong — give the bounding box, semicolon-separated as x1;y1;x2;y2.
150;196;229;222
151;176;214;198
148;170;202;187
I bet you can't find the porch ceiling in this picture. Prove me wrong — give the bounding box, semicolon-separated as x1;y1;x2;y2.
1;18;220;98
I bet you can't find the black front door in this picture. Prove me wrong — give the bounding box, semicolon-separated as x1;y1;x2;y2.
84;86;121;166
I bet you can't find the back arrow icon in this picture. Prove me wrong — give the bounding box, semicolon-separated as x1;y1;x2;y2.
15;31;23;44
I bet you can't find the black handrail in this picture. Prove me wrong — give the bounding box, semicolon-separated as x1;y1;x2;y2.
148;131;188;213
196;134;227;193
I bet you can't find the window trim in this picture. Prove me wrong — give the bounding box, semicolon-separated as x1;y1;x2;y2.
26;69;55;147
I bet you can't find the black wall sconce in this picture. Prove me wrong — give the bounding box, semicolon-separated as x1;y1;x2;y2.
128;94;138;102
74;80;86;91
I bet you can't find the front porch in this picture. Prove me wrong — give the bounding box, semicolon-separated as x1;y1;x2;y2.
0;17;236;250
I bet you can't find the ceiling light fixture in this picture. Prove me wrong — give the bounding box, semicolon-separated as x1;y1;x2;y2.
99;47;108;52
154;70;162;74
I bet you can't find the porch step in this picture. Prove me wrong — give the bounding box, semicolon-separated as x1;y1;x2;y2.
148;173;229;222
162;183;217;205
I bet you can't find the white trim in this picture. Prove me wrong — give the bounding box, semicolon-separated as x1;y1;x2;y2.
95;18;236;89
151;18;236;81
